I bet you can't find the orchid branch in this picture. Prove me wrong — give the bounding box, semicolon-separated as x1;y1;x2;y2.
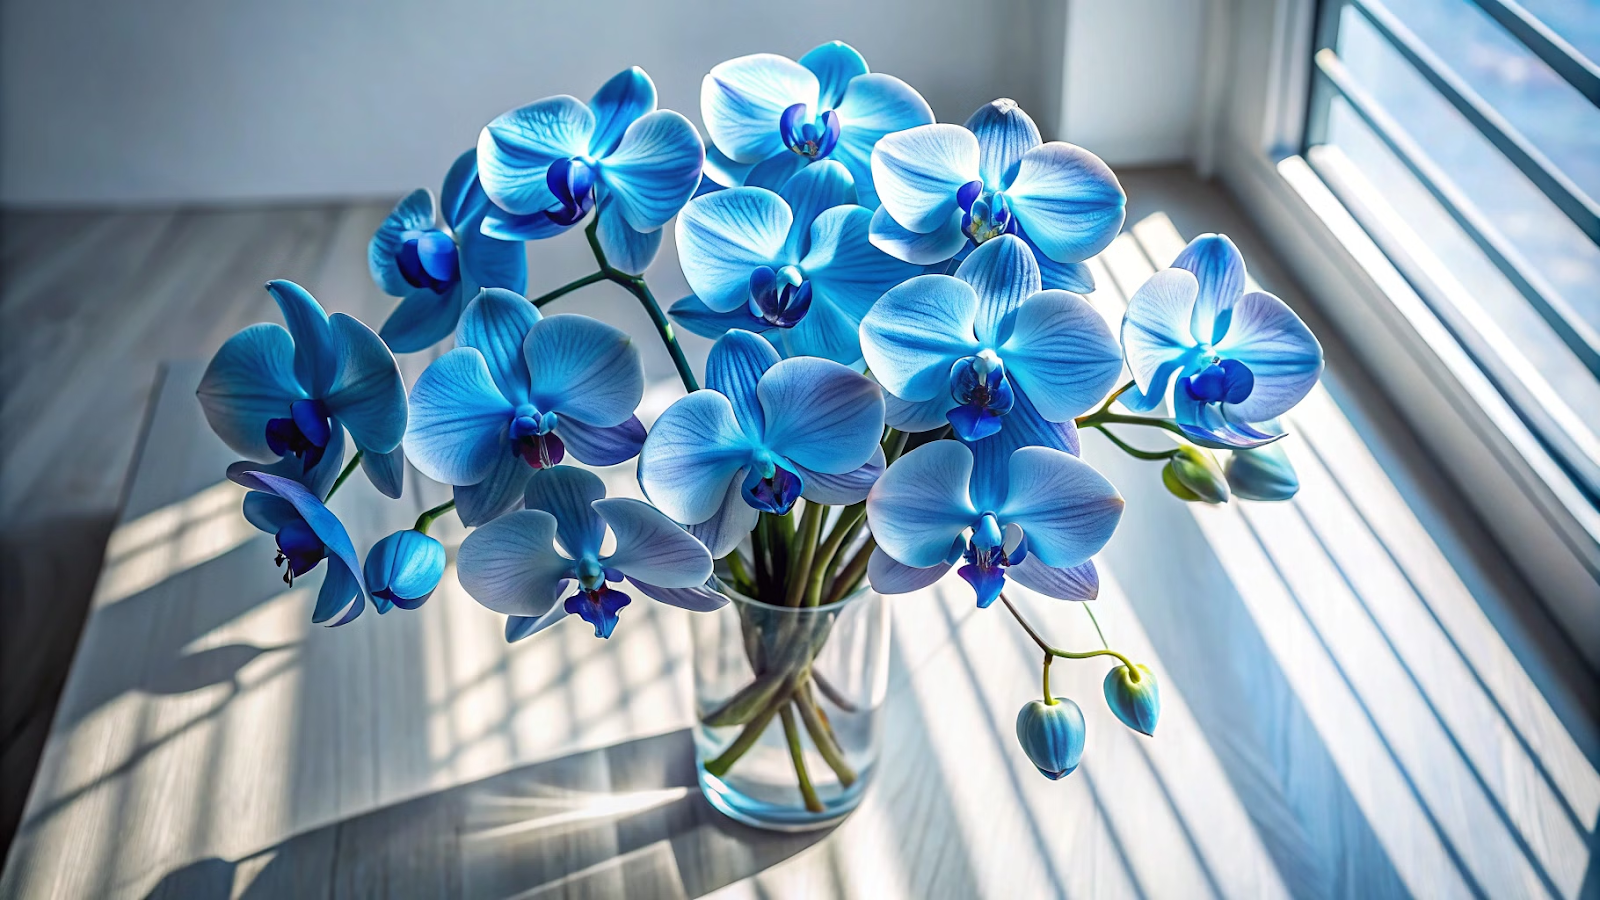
324;450;364;501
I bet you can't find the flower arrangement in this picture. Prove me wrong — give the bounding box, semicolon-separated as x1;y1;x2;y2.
198;41;1323;823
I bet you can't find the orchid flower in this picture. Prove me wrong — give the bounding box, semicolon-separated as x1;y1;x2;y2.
860;234;1122;443
866;440;1121;608
669;160;919;364
404;288;646;526
198;280;409;498
364;529;447;611
1120;234;1323;448
458;466;721;640
639;330;885;557
230;470;368;626
869;99;1124;292
368;148;529;353
700;41;933;204
476;67;704;275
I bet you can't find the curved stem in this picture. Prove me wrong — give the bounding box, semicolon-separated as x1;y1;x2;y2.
1077;408;1187;438
824;535;875;605
1042;653;1057;705
1083;603;1110;650
530;271;607;307
413;499;456;534
324;450;363;501
780;704;824;812
582;218;700;393
999;592;1140;679
1091;424;1181;461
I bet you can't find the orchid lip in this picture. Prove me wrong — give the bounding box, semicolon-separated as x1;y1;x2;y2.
946;352;1015;441
265;398;333;473
747;264;812;328
396;229;460;292
565;585;631;639
1184;358;1255;405
741;460;805;515
273;518;326;585
545;156;598;225
779;104;841;160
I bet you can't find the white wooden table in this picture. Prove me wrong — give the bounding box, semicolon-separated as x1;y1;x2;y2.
3;214;1597;900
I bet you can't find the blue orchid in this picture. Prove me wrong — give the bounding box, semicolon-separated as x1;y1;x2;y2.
866;440;1121;608
860;234;1122;444
1120;234;1323;448
457;466;721;640
198;280;409;499
368;148;529;353
404;288;646;526
230;469;368;626
700;41;933;204
669;160;919;364
364;529;447;611
1016;696;1087;780
869;99;1124;293
639;330;885;557
476;67;704;275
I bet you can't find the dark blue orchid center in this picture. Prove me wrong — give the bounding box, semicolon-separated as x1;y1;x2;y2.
546;156;598;226
958;181;1016;245
565;585;631;639
946;351;1015;442
1184;358;1255;405
273;518;326;586
747;264;813;328
265;398;333;472
396;229;460;292
956;513;1027;608
742;457;805;515
779;104;841;160
509;407;565;469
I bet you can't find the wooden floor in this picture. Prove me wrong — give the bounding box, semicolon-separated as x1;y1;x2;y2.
1;169;1596;897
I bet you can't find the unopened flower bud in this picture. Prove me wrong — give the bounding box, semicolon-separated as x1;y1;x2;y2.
1163;444;1229;504
1103;663;1160;736
1225;443;1299;501
1015;697;1086;780
364;529;446;611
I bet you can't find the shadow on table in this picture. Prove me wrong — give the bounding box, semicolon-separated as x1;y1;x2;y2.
141;729;828;900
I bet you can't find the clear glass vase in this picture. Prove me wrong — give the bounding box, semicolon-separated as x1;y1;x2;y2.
690;584;890;831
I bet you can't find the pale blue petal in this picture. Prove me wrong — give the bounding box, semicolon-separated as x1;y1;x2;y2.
802;205;921;325
230;471;364;623
597;497;714;587
966;391;1081;511
480;207;575;241
868;205;968;266
675;187;792;313
1020;227;1094;292
686;477;759;558
523;314;642;427
870;124;978;234
323;314;407;454
867;547;947;594
1002;142;1125;263
858;274;979;401
744;151;809;193
380;286;465;354
457;509;575;616
1173;389;1287;449
1000;290;1123;421
964;99;1041;190
524;466;607;560
669;294;773;340
1214;291;1324;422
757;358;884;474
884;392;956;432
703;142;755;188
439;149;483;229
701;53;819;163
594;188;663;275
956;234;1040;345
797;446;884;504
477;96;595;215
589;66;657;158
627;577;730;612
316;562;365;626
865;440;977;569
361;445;405;499
775;295;863;365
830;73;935;208
799;41;868;110
455;287;539;405
596;109;704;232
1173;233;1245;345
638;390;755;525
506;601;570;641
1120;268;1200;410
404;348;512;485
705;329;779;436
369;189;438;296
266;280;336;396
198;323;306;460
779;159;856;258
453;450;533;526
998;447;1123;569
457;215;528;297
1008;558;1099;601
554;415;646;466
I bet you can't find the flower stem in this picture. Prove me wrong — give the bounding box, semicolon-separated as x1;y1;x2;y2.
413;499;456;534
808;504;863;607
324;450;364;501
780;703;824;812
785;502;826;607
530;271;608;307
824;535;875;605
999;592;1140;679
1084;603;1110;650
1090;424;1182;461
1042;653;1057;705
704;695;785;778
582;218;700;393
796;678;857;786
1077;409;1187;438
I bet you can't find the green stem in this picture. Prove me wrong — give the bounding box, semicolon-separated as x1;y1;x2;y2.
1077;408;1187;438
324;450;364;501
824;535;875;605
796;679;857;786
1091;379;1136;417
704;695;785;778
808;504;863;607
1084;603;1110;650
726;550;755;596
780;704;824;813
413;500;456;534
582;218;700;393
1042;653;1057;705
530;271;607;307
785;502;825;607
882;427;910;464
1091;424;1181;461
999;592;1140;679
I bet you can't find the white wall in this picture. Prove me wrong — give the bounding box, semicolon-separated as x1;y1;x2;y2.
0;0;1206;207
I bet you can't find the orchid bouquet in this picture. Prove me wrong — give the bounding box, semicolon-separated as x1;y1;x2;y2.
197;41;1323;817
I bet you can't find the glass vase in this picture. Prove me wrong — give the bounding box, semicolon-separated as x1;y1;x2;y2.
690;584;890;831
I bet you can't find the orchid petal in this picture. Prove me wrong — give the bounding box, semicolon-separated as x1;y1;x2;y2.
797;446;884;504
363;529;447;609
998;447;1122;569
686;477;760;558
705;329;779;436
866;440;978;569
868;547;948;594
870;124;979;234
597;109;704;232
675;187;791;313
230;471;364;624
597;498;714;588
506;601;571;641
594;189;663;276
480;207;575;242
315;561;365;626
455;288;539;405
361;445;405;499
830;73;934;207
1173;390;1288;450
457;510;575;616
668;293;773;340
779;159;856;259
1000;290;1123;422
369;189;438;296
859;274;979;401
1002;142;1125;263
744;151;809;193
639;390;754;525
404;348;513;485
241;491;299;534
523;314;641;427
701;53;819;164
884;392;957;432
524;466;607;560
589;67;657;158
1120;268;1200;412
452;451;532;526
457;210;528;299
627;577;730;612
265;280;337;396
703;142;756;188
1214;291;1323;422
477;96;595;215
1019;226;1095;293
323;313;407;454
757;358;883;474
965;99;1041;190
966;390;1081;511
775;294;863;365
803;205;920;325
380;286;466;354
439;149;484;230
198;323;307;460
868;205;968;265
956;234;1040;345
554;415;646;466
1007;557;1100;602
1172;233;1245;345
799;41;868;109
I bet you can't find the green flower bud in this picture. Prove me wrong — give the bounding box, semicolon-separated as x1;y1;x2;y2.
1225;443;1299;501
1103;664;1160;736
1163;444;1229;504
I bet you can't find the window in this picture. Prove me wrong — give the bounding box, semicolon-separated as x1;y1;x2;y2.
1304;0;1600;503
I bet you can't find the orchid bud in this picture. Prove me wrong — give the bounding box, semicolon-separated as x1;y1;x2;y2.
1103;664;1160;736
1225;443;1299;501
1163;444;1229;504
363;529;447;612
1015;697;1087;780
